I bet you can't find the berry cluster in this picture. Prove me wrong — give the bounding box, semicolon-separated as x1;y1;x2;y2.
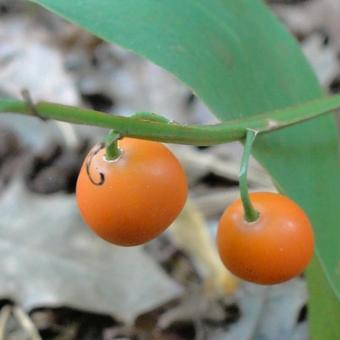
76;138;314;285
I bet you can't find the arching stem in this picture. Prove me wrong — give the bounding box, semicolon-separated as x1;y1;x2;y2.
240;129;259;222
103;130;121;161
1;95;340;145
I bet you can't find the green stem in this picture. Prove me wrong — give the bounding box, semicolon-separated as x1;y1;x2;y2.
240;129;259;222
1;95;340;145
103;130;121;161
131;112;171;123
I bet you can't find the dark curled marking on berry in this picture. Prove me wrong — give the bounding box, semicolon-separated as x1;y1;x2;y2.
21;89;47;121
86;143;105;185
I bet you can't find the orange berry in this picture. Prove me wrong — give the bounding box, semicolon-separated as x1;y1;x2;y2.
217;192;314;285
76;138;188;246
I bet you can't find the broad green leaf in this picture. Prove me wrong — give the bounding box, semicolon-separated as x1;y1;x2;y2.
29;0;339;336
308;257;340;340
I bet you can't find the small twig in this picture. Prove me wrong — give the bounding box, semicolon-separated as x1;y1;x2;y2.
55;121;80;149
0;305;12;340
12;306;42;340
21;89;47;121
171;201;239;296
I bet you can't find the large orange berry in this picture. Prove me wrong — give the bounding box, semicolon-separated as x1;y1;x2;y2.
217;192;314;284
76;138;188;246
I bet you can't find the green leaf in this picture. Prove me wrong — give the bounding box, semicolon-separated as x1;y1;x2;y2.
307;257;340;340
30;0;340;336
